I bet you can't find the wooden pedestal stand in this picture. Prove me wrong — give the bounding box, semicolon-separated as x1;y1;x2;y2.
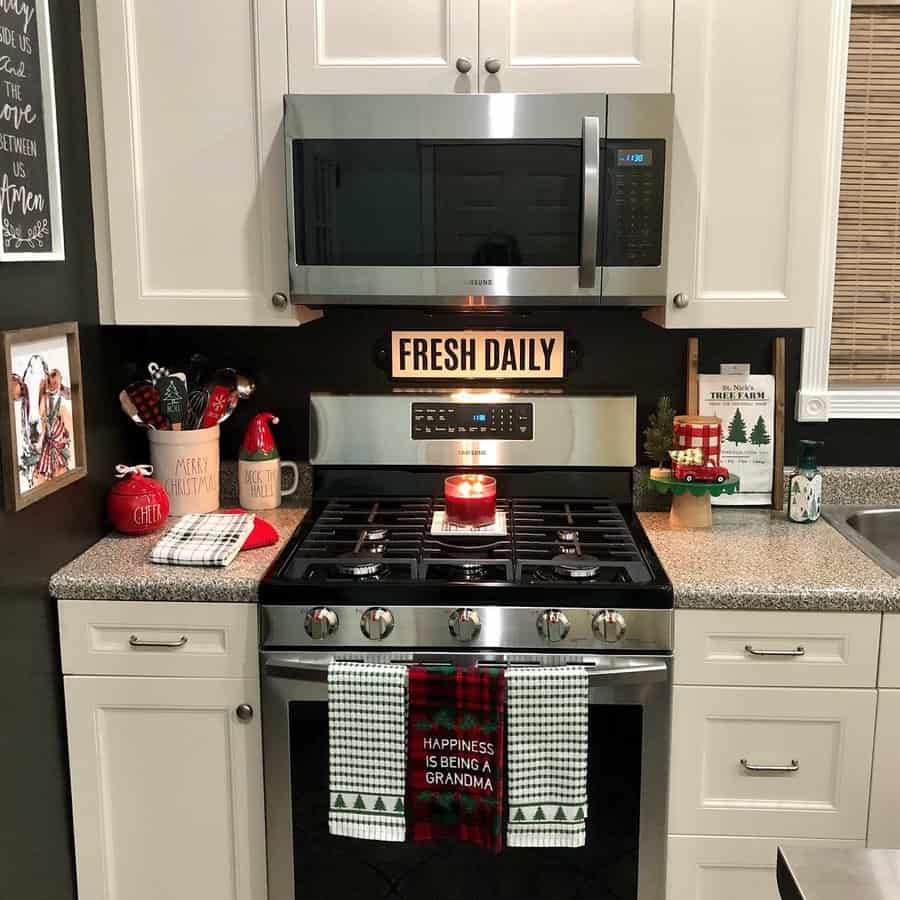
648;474;741;528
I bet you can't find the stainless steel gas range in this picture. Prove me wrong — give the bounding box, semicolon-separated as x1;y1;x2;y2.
260;391;672;900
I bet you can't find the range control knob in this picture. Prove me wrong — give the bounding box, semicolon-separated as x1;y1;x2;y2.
592;609;627;643
304;607;339;640
449;608;482;642
360;607;395;641
537;609;570;643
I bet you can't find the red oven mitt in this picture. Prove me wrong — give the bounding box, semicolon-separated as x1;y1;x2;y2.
220;509;280;551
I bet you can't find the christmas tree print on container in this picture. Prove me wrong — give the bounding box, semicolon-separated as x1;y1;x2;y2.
750;416;771;446
726;408;748;445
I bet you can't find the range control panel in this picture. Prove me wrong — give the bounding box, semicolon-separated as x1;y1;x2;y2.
411;403;534;440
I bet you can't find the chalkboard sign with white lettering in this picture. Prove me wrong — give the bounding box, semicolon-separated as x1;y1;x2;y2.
0;0;63;261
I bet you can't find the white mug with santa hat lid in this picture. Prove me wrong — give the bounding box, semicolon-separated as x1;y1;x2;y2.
238;413;300;510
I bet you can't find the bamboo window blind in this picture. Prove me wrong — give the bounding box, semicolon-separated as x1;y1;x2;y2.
830;2;900;385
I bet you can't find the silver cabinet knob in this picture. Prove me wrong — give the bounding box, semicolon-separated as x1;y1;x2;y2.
537;609;570;643
449;608;481;642
360;607;395;641
236;704;254;722
592;609;627;643
272;292;289;309
304;607;339;640
484;58;502;75
456;57;472;74
672;292;689;309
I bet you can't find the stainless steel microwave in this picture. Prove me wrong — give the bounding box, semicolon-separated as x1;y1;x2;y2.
284;94;672;307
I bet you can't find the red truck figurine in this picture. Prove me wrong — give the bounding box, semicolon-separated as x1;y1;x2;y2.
671;457;730;484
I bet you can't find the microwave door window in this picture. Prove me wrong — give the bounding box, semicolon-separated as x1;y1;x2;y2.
293;140;584;268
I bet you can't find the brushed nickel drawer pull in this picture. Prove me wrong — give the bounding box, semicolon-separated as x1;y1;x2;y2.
129;634;188;649
744;644;806;657
740;758;800;773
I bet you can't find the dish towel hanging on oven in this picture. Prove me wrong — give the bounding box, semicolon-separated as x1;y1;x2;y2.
328;661;407;842
506;666;589;847
407;665;506;852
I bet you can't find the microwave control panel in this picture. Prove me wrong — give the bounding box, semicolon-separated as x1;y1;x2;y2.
602;139;666;268
411;403;533;440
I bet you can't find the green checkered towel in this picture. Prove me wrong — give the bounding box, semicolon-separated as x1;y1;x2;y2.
506;666;589;847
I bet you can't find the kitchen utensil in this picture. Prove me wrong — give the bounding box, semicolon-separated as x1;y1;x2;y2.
199;385;236;429
147;362;170;385
125;382;169;430
119;389;146;427
184;389;208;430
156;374;190;431
187;353;210;390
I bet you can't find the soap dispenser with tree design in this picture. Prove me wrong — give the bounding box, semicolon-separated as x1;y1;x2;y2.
788;440;824;524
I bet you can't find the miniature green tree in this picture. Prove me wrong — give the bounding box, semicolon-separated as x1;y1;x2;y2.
643;395;676;467
749;415;771;446
727;408;748;445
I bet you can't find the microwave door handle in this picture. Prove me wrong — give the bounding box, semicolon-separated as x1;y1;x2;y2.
579;115;601;289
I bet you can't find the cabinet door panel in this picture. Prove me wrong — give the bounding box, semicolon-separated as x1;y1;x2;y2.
478;0;673;93
660;0;851;327
288;0;478;93
64;677;266;900
93;0;293;324
867;689;900;848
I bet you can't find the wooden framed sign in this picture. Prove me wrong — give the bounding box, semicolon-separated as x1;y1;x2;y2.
0;0;65;261
391;331;565;379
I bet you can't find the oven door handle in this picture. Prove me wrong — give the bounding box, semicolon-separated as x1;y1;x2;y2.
579;115;601;289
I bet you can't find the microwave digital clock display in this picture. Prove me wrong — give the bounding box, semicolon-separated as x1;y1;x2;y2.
616;149;653;167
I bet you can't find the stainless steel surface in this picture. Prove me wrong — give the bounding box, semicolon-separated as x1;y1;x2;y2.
745;644;805;657
262;605;673;653
303;607;339;640
741;758;800;773
672;292;689;309
235;703;254;721
484;57;502;74
536;609;571;642
593;609;627;643
579;116;600;289
455;56;472;73
309;392;638;468
263;650;672;900
777;846;900;900
271;291;288;309
284;93;671;305
360;607;395;641
128;634;188;649
448;607;482;642
823;506;900;577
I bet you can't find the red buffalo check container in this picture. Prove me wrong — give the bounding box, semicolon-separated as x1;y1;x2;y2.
673;415;722;465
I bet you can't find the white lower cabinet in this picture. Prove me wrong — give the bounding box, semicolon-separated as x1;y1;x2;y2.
667;835;866;900
64;676;266;900
868;689;900;849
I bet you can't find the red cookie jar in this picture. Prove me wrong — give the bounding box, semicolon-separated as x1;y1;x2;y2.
107;464;170;535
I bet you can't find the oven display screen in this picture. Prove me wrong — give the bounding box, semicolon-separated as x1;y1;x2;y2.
617;149;653;167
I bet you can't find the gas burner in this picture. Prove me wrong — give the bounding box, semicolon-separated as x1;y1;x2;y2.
552;553;603;579
557;528;580;543
456;561;488;581
557;544;579;555
335;545;387;577
364;527;389;542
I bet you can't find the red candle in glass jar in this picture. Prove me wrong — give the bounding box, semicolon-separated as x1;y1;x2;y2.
444;474;497;527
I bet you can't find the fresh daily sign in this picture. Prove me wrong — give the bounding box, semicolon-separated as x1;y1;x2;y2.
392;331;565;379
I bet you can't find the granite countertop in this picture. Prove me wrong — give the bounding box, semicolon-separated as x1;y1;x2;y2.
50;508;306;603
640;509;900;612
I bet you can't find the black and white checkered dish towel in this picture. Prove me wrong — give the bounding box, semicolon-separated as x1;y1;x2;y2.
506;666;589;847
328;661;407;842
149;514;255;567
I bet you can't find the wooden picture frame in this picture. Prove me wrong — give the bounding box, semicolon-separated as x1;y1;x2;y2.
0;322;86;510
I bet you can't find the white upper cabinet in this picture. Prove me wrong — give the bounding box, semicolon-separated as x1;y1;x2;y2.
477;0;673;94
288;0;479;93
287;0;672;94
653;0;851;328
86;0;296;325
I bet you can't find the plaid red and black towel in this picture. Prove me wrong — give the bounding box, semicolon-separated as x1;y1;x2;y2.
149;513;255;567
407;665;505;852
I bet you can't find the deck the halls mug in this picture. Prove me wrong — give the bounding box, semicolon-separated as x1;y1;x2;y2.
147;425;220;516
238;413;299;511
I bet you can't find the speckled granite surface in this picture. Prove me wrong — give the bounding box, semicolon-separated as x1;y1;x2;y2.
639;509;900;611
49;508;306;603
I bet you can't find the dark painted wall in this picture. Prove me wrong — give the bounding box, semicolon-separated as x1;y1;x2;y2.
0;2;124;898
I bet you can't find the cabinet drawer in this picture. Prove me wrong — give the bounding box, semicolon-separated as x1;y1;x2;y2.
670;686;876;839
59;601;258;678
666;835;865;900
879;616;900;687
674;610;880;687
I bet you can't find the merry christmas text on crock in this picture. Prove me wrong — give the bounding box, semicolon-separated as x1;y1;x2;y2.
392;331;564;378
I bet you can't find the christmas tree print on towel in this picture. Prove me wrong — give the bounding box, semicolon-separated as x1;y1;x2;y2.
726;408;748;445
750;415;771;446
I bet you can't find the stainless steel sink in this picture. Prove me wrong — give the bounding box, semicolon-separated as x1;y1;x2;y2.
823;506;900;577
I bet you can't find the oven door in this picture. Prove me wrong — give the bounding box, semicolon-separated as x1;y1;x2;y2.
261;652;670;900
284;94;669;307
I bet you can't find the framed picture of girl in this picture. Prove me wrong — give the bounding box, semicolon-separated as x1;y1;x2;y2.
1;321;86;510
